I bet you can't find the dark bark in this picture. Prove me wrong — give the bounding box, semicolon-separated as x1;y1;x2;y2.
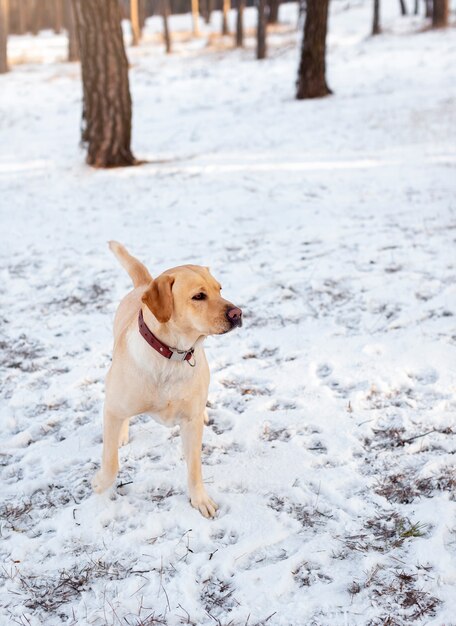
64;0;79;61
372;0;380;35
236;0;244;46
72;0;136;168
399;0;407;15
296;0;331;99
205;0;213;24
257;0;266;59
425;0;432;17
267;0;280;24
0;0;8;74
298;0;306;23
414;0;419;15
432;0;448;26
200;0;209;23
161;0;171;53
222;0;230;35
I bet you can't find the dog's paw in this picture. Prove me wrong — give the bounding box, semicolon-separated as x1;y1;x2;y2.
92;470;116;494
190;491;219;518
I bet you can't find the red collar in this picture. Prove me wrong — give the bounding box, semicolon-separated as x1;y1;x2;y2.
138;309;195;364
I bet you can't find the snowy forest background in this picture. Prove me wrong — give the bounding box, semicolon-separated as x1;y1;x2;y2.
0;1;455;625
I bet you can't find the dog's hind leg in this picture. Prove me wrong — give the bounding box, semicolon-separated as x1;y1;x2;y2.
180;416;218;518
92;408;128;493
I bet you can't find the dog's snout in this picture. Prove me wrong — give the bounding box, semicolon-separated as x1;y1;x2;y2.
226;306;243;327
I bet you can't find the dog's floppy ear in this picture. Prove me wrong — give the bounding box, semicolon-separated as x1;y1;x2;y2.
142;275;175;323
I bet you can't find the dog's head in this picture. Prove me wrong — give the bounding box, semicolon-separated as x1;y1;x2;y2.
141;265;242;336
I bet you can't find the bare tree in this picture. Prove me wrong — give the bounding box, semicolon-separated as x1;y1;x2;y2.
268;0;280;24
205;0;213;24
296;0;331;99
257;0;267;59
399;0;407;15
161;0;171;52
222;0;230;35
29;0;40;34
14;0;26;34
0;0;8;74
433;0;448;26
425;0;432;17
372;0;381;35
191;0;200;36
53;0;63;33
64;0;79;60
72;0;136;167
236;0;244;46
130;0;141;45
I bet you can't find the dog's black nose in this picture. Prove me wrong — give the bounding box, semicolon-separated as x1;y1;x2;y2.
226;306;243;327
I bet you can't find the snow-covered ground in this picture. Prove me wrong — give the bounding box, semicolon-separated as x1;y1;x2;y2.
1;2;455;624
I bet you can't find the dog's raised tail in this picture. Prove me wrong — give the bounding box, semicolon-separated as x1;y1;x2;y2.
108;241;152;288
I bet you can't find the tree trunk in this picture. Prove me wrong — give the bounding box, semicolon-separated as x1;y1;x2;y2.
205;0;213;24
236;0;244;46
191;0;200;36
425;0;432;17
53;0;63;33
29;0;40;34
138;0;146;29
267;0;280;24
64;0;79;61
432;0;448;26
414;0;419;15
257;0;266;59
398;0;407;14
72;0;136;168
372;0;380;35
222;0;230;35
0;0;8;74
9;0;26;34
161;0;171;53
130;0;141;45
296;0;331;100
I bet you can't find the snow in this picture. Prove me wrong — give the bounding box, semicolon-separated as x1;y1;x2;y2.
1;1;455;624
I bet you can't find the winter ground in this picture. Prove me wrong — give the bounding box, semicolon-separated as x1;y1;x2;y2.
1;1;456;624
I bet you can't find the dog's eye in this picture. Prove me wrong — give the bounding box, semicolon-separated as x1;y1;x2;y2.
192;292;207;301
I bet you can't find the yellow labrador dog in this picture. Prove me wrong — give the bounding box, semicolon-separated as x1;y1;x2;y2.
92;242;242;517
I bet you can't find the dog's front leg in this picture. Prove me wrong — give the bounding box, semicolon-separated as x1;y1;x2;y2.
92;408;127;493
180;416;218;518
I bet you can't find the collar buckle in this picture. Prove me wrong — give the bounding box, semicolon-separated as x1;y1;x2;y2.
169;347;192;362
